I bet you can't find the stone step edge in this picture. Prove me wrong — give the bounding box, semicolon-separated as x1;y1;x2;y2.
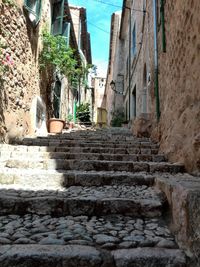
2;159;185;173
0;146;159;154
0;169;155;187
0;196;164;217
0;245;187;267
0;153;166;162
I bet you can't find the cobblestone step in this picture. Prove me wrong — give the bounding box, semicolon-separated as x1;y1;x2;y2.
0;169;155;187
22;135;149;141
0;214;177;249
0;151;166;162
31;135;136;141
0;128;188;266
0;185;165;217
20;139;159;148
1;159;184;173
0;245;186;267
0;144;159;154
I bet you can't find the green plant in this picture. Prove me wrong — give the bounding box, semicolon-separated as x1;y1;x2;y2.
111;110;125;127
76;103;91;124
40;30;77;78
67;113;73;122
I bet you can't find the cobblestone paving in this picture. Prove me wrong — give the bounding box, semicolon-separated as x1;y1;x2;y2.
0;128;187;266
0;185;162;200
0;214;177;249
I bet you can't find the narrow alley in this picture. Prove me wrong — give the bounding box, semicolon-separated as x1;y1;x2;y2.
0;0;200;266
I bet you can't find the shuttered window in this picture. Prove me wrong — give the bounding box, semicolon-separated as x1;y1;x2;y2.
24;0;41;25
132;24;137;56
62;22;71;47
51;0;65;36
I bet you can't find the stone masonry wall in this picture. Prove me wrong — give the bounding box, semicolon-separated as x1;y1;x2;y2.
0;0;52;142
153;0;200;173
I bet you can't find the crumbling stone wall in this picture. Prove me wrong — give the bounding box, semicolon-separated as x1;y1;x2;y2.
153;0;200;173
0;0;53;142
0;1;39;141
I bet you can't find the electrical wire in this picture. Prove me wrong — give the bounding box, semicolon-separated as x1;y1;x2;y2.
90;0;145;13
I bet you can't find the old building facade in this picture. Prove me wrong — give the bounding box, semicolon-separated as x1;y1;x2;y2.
107;0;200;173
92;76;106;126
105;11;124;126
0;0;92;141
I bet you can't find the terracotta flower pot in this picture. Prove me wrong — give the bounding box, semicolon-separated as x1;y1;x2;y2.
48;118;65;133
69;121;74;129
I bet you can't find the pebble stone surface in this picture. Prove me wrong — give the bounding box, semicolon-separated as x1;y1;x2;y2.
0;185;161;200
0;214;177;249
0;128;187;266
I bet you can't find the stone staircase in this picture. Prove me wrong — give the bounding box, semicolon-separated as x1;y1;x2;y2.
0;127;187;266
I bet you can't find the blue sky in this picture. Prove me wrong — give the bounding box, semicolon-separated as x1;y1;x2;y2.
68;0;123;77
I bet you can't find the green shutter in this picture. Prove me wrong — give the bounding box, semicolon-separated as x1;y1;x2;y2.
24;0;41;24
36;0;41;18
51;0;64;36
63;22;70;47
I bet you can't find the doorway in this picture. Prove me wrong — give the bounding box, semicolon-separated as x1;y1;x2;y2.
131;85;136;119
53;80;61;118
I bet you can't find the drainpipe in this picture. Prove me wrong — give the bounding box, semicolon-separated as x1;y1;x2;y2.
160;0;166;52
153;0;160;121
128;7;131;121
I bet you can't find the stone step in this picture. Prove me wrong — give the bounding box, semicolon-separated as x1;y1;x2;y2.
0;245;186;267
0;185;165;217
25;135;149;141
20;139;159;148
22;135;148;141
0;169;155;188
2;159;184;173
0;144;159;155
0;151;166;162
0;214;177;249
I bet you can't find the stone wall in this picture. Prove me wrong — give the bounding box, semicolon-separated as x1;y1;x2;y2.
124;0;200;173
153;0;200;173
0;0;53;141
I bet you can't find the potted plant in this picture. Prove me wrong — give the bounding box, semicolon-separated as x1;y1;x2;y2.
66;114;74;129
48;118;65;133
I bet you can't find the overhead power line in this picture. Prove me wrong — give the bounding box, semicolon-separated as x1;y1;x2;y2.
90;0;146;13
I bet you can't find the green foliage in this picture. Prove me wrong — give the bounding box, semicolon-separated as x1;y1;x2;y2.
76;103;91;124
111;110;125;127
40;30;77;78
40;30;94;89
67;113;73;122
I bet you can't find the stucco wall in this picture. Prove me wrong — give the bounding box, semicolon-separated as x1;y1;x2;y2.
154;0;200;173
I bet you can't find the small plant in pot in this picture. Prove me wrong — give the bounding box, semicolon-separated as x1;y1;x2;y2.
48;118;65;134
66;114;74;129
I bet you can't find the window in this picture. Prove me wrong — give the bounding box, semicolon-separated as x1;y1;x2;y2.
51;0;71;46
131;86;136;118
132;24;136;56
126;57;129;79
51;0;64;36
63;22;71;47
24;0;41;25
